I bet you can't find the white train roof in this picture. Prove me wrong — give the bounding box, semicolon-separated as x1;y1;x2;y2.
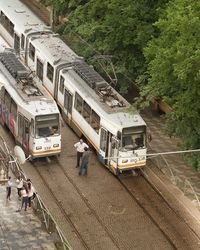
64;68;146;130
0;52;59;116
31;33;81;65
0;0;50;35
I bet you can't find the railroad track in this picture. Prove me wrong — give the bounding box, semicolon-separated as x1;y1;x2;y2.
32;152;200;250
1;119;200;249
0;121;199;250
118;171;200;250
33;157;120;250
118;173;176;249
33;159;90;250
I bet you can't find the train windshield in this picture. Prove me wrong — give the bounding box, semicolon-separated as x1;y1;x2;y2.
35;114;60;138
121;126;146;151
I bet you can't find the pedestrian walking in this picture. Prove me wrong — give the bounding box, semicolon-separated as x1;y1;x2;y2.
27;179;35;207
6;176;12;201
79;147;90;176
16;176;23;198
74;139;89;168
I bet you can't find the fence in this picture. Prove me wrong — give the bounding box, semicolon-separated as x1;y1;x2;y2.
0;136;72;250
148;145;200;211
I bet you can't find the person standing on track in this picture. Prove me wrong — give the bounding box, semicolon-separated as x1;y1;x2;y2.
74;139;89;168
79;147;90;176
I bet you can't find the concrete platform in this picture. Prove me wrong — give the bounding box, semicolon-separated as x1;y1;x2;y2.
0;173;56;250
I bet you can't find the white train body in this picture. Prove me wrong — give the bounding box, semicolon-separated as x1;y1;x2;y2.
0;0;147;174
0;38;61;158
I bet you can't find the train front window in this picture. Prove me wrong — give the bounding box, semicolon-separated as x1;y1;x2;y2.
35;114;59;138
121;126;146;151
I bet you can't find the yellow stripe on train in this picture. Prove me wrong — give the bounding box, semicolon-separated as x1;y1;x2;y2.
32;149;61;155
118;162;146;168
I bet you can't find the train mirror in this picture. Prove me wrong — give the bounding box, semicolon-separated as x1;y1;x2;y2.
14;146;26;164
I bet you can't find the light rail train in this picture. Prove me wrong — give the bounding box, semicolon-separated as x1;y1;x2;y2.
0;0;147;174
0;37;61;158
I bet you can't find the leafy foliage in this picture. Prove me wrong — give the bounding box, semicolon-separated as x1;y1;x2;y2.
57;0;169;93
143;0;200;169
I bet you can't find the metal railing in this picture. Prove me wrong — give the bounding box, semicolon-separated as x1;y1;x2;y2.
0;135;10;180
0;136;72;250
148;144;200;211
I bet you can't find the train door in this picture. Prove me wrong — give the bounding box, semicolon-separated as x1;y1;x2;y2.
99;127;110;165
14;33;20;54
18;114;23;143
109;136;119;174
64;88;73;125
18;114;30;154
36;58;44;83
23;118;30;153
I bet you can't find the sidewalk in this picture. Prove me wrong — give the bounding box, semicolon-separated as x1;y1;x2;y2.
143;109;200;208
0;173;56;250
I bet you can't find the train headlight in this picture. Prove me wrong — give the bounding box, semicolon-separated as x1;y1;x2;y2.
122;159;128;163
53;144;59;148
36;146;42;150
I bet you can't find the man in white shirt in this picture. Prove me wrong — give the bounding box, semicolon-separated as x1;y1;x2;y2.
74;139;89;168
16;177;23;198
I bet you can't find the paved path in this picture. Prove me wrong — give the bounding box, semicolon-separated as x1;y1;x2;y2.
143;109;200;208
0;173;56;250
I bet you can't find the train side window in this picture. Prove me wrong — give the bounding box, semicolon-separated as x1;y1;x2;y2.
47;62;54;82
83;101;91;123
10;99;17;121
24;119;29;142
74;92;83;114
18;114;24;138
100;128;107;152
0;12;14;36
36;58;43;82
30;119;34;137
0;11;5;24
59;75;64;94
29;43;35;61
91;110;100;134
0;86;5;102
64;89;72;114
21;34;25;50
14;33;20;53
4;90;11;111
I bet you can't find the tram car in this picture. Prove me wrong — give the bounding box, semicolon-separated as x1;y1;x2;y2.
0;0;147;174
0;49;61;158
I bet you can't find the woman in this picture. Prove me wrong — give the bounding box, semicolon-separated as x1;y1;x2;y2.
20;184;29;211
27;179;35;207
6;176;12;201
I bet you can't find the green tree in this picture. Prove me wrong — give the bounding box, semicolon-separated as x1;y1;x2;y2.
143;0;200;169
40;0;69;15
62;0;168;93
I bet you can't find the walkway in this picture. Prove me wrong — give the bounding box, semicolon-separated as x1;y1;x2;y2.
0;173;56;250
143;109;200;208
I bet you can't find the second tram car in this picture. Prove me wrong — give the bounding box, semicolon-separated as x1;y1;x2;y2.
0;0;147;174
0;49;61;158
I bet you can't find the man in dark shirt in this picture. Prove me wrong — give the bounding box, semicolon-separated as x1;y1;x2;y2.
79;147;89;176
